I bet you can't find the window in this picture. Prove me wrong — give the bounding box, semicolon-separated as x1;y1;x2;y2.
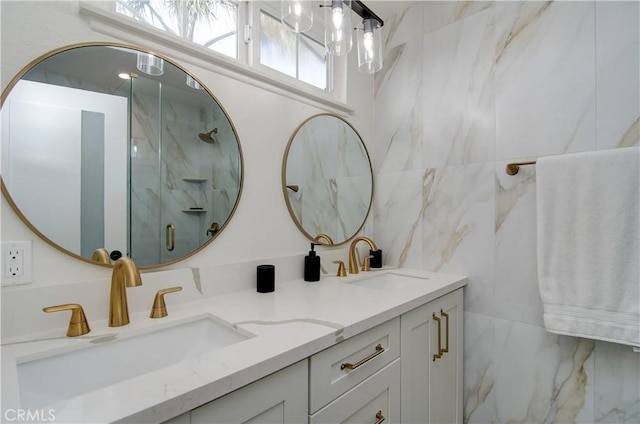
115;0;238;59
114;1;334;94
257;7;328;90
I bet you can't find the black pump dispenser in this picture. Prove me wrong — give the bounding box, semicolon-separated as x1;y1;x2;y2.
304;243;321;282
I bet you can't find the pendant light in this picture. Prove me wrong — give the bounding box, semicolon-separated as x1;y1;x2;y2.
186;75;204;90
136;53;164;76
280;0;384;73
323;0;352;56
356;17;382;74
281;0;313;33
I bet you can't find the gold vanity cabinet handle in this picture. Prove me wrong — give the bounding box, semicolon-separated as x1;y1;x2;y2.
340;343;385;370
166;224;175;252
432;313;443;361
440;309;449;354
374;411;386;424
150;286;183;318
361;255;374;272
43;303;90;337
332;260;347;277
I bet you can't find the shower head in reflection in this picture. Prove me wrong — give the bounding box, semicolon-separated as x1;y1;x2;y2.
198;128;218;144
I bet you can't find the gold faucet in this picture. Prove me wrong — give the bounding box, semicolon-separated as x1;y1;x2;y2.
109;257;142;327
91;248;111;265
314;233;335;245
348;236;378;274
43;303;91;337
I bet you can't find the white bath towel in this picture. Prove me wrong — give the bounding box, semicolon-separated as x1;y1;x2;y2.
536;147;640;347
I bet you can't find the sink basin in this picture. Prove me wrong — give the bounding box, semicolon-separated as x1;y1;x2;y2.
350;272;429;290
17;315;252;409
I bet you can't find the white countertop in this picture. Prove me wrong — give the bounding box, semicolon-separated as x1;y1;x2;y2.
1;268;466;423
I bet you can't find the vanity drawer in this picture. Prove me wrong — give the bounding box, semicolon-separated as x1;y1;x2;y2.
310;359;400;424
309;317;400;413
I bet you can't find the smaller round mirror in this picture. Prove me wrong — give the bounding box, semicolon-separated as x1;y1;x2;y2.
282;114;373;245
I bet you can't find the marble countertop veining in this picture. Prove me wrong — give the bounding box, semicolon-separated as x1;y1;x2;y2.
0;268;466;423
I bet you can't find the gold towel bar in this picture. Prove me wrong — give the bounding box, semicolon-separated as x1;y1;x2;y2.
506;160;537;175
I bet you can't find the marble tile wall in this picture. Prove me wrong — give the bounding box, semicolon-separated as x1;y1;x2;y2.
373;1;640;423
130;89;241;265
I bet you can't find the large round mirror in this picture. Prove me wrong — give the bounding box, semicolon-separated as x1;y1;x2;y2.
282;114;373;246
1;43;243;269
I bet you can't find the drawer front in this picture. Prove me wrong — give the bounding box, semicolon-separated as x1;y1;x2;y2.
310;359;400;424
310;317;400;413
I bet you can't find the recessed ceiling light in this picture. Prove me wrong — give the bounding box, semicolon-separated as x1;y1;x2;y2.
118;72;131;80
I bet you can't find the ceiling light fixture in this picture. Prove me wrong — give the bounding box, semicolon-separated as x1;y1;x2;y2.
282;0;384;74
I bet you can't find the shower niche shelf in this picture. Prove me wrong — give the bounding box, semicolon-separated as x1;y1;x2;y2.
182;178;208;183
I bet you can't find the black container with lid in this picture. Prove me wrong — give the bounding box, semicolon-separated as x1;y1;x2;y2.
304;243;321;282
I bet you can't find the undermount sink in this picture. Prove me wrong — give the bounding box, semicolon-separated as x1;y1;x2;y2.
350;272;429;290
17;315;252;409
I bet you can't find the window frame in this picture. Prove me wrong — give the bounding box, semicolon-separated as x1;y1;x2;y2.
114;0;242;60
248;1;333;93
80;1;351;112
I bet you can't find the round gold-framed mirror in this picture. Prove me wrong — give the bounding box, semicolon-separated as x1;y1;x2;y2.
282;113;373;246
1;42;244;269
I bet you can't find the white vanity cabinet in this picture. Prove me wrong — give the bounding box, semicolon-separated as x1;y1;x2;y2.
400;288;463;424
309;317;401;423
163;286;464;424
165;360;308;424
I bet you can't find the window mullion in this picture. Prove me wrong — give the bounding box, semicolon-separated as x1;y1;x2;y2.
295;34;301;81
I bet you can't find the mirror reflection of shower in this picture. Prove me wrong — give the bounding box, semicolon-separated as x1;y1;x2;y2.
198;128;218;144
128;73;229;265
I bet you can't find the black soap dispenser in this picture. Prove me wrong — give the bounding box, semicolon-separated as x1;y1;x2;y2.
304;243;321;282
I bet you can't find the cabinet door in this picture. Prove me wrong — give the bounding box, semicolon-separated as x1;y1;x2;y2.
190;360;308;424
310;359;400;424
400;288;463;424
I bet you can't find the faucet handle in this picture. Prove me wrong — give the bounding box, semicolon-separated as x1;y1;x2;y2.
43;303;90;337
362;255;374;272
332;260;347;277
150;286;183;319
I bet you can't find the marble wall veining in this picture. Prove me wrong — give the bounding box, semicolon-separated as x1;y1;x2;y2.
373;1;639;423
129;86;240;265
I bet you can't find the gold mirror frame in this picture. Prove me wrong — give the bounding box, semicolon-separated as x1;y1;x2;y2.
282;113;373;246
0;42;244;270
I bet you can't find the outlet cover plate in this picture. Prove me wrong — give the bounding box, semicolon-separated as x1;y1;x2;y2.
1;241;32;286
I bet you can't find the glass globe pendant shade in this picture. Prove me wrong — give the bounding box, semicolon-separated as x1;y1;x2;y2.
186;75;203;90
281;0;313;33
136;53;164;76
324;0;352;56
356;18;382;74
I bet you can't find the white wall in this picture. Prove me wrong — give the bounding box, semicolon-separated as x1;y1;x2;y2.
3;80;128;255
0;1;373;286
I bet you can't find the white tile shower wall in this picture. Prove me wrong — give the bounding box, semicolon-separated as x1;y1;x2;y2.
373;1;639;423
129;90;241;265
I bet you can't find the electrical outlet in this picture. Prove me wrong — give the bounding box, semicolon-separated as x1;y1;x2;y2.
1;241;32;286
6;248;24;277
